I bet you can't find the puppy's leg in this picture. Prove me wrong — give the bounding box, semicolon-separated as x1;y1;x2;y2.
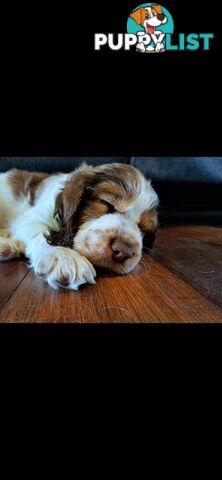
155;42;165;52
0;229;10;238
11;221;96;290
32;243;96;290
0;236;25;261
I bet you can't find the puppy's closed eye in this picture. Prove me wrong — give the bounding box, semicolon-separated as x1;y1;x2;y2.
100;199;116;214
86;186;116;213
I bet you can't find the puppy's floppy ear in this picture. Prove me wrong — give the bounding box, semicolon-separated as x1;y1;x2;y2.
56;165;95;225
130;7;143;25
152;4;163;15
139;207;158;251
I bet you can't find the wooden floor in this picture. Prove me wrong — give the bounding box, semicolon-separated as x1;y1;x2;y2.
0;226;222;323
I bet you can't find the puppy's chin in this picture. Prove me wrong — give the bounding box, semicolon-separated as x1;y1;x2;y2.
81;253;142;275
144;17;161;28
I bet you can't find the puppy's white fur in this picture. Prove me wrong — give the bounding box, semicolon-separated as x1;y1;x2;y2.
0;172;96;289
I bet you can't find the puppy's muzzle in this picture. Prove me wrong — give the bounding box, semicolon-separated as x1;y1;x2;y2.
112;239;134;263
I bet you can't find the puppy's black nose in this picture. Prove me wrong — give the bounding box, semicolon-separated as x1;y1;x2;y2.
112;240;134;262
157;13;165;21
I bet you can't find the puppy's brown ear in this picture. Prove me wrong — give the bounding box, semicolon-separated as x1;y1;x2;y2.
152;4;163;15
130;7;143;25
56;166;95;225
139;208;158;251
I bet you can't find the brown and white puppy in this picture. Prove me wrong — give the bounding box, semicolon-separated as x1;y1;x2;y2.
130;4;167;34
130;4;167;52
0;163;158;290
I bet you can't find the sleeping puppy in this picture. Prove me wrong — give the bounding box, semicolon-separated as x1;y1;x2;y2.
0;163;158;290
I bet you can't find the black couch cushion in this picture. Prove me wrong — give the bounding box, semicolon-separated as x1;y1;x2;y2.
131;157;222;183
1;157;222;184
0;157;130;173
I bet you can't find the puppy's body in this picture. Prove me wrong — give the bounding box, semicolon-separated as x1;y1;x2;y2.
0;164;158;289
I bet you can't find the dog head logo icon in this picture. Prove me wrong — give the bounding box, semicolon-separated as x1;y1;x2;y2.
127;3;174;52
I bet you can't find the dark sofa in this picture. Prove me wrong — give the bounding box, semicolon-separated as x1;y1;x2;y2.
1;157;222;182
1;157;222;222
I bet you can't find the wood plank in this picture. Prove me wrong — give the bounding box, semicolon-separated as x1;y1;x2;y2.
0;259;29;310
151;226;222;308
0;253;221;323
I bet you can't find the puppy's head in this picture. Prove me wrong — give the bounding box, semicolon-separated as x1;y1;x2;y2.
50;163;159;275
130;5;167;31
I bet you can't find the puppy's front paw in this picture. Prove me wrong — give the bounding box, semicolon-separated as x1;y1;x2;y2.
33;247;96;290
155;42;165;52
136;43;146;53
